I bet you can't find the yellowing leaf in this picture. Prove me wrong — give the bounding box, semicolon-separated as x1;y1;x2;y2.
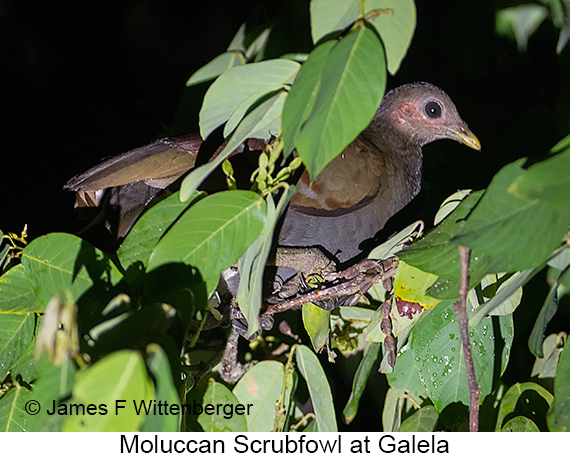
393;261;441;309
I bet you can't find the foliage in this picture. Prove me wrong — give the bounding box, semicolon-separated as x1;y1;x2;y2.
1;0;570;432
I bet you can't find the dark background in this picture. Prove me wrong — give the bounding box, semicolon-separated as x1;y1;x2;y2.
2;0;568;238
2;0;569;430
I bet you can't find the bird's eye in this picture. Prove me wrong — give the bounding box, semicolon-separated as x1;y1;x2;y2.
425;101;442;119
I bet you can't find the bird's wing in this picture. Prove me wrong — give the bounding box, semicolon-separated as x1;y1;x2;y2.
64;134;201;193
289;136;384;214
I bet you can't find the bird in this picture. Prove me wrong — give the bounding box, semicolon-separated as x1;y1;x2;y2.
65;82;480;261
277;82;480;262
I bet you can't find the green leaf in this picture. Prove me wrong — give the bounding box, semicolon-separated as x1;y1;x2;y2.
393;261;441;309
453;158;570;272
434;190;472;226
368;220;424;260
386;340;426;397
398;191;493;295
495;382;553;431
398;405;438;432
21;233;122;306
238;90;287;140
27;356;77;431
148;190;267;296
0;264;42;313
186;51;246;87
233;360;285;431
496;5;548;52
295;344;337;431
281;40;335;157
469;268;537;327
117;191;203;268
223;87;281;137
180;92;287;202
410;300;512;411
531;333;565;379
382;387;404;432
0;313;35;382
551;132;570;154
547;342;570;431
199;59;300;139
501;416;540;432
508;144;570;210
302;302;330;352
141;344;181;432
9;334;50;384
295;26;386;179
310;0;359;44
236;188;294;337
382;387;426;432
528;266;570;357
194;379;247;432
342;342;381;424
63;350;154;432
0;383;33;432
366;0;416;75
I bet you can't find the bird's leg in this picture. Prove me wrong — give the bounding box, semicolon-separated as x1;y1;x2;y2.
264;257;398;314
270;246;337;298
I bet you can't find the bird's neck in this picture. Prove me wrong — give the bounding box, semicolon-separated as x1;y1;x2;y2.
362;116;423;198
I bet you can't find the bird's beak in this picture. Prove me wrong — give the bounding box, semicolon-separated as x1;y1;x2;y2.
447;124;481;151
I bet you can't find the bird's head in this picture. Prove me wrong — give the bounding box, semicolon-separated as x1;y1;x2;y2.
369;82;481;151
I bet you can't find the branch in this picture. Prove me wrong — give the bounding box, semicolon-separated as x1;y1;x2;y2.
452;245;480;432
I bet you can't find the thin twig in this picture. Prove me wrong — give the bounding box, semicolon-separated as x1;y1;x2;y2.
452;245;480;432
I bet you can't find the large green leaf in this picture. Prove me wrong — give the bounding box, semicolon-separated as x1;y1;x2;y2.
295;26;386;179
0;264;41;313
199;59;300;139
386;340;426;397
148;190;267;295
410;300;513;411
187;378;247;432
296;344;337;431
397;405;438;432
496;382;553;431
509;143;570;210
453;158;570;272
309;0;415;75
236;188;294;337
367;0;416;75
547;342;570;431
398;191;504;299
501;416;540;432
281;40;335;157
21;233;122;306
233;360;285;431
63;350;154;432
186;51;246;87
141;344;181;432
0;313;35;382
27;356;76;431
117;191;203;268
310;0;359;44
342;342;381;424
0;382;33;432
